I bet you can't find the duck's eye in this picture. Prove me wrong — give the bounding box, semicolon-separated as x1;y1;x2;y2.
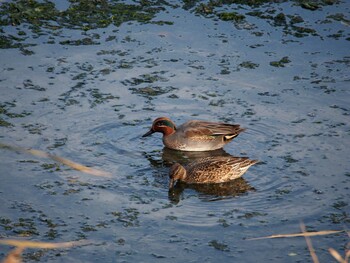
154;120;175;129
156;121;165;127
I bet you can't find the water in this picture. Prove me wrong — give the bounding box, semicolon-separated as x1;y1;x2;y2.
0;0;349;262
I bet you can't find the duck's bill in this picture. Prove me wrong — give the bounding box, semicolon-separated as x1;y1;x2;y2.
168;178;175;189
142;129;155;137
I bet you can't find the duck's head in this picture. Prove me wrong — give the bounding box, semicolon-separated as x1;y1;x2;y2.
169;163;187;189
142;117;176;137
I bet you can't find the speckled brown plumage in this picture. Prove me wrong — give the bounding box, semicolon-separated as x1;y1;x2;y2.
169;156;258;188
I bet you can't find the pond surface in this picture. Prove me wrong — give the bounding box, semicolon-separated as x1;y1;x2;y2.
0;0;349;262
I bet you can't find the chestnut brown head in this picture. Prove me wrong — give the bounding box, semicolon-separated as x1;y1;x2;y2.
142;117;176;137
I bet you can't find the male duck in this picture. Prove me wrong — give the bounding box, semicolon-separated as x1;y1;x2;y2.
142;117;245;151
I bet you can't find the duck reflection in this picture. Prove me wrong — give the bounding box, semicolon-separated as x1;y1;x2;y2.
142;147;232;168
161;147;232;166
168;178;255;204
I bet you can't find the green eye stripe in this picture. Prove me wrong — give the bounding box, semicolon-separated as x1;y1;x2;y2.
157;120;175;129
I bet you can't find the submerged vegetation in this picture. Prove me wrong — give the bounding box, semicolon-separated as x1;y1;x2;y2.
0;0;164;29
0;0;347;51
0;0;168;49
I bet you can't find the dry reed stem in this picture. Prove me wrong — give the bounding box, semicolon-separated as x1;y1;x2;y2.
300;222;319;263
247;229;344;240
329;248;347;263
49;155;111;177
0;239;86;249
248;226;348;263
2;247;24;263
0;239;88;263
328;231;350;263
0;143;111;177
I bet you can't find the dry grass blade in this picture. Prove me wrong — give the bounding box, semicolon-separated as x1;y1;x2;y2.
25;149;50;158
247;229;344;240
248;227;349;262
50;155;112;177
0;239;89;263
0;143;111;177
341;21;350;27
300;222;319;263
2;247;24;263
329;248;347;263
0;239;86;249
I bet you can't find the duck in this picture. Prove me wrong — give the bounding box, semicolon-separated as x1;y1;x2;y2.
142;117;245;151
168;156;258;189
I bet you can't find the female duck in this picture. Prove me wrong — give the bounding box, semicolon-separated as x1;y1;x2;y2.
168;156;258;188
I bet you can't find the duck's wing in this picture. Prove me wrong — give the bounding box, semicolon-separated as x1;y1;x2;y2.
181;120;245;138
